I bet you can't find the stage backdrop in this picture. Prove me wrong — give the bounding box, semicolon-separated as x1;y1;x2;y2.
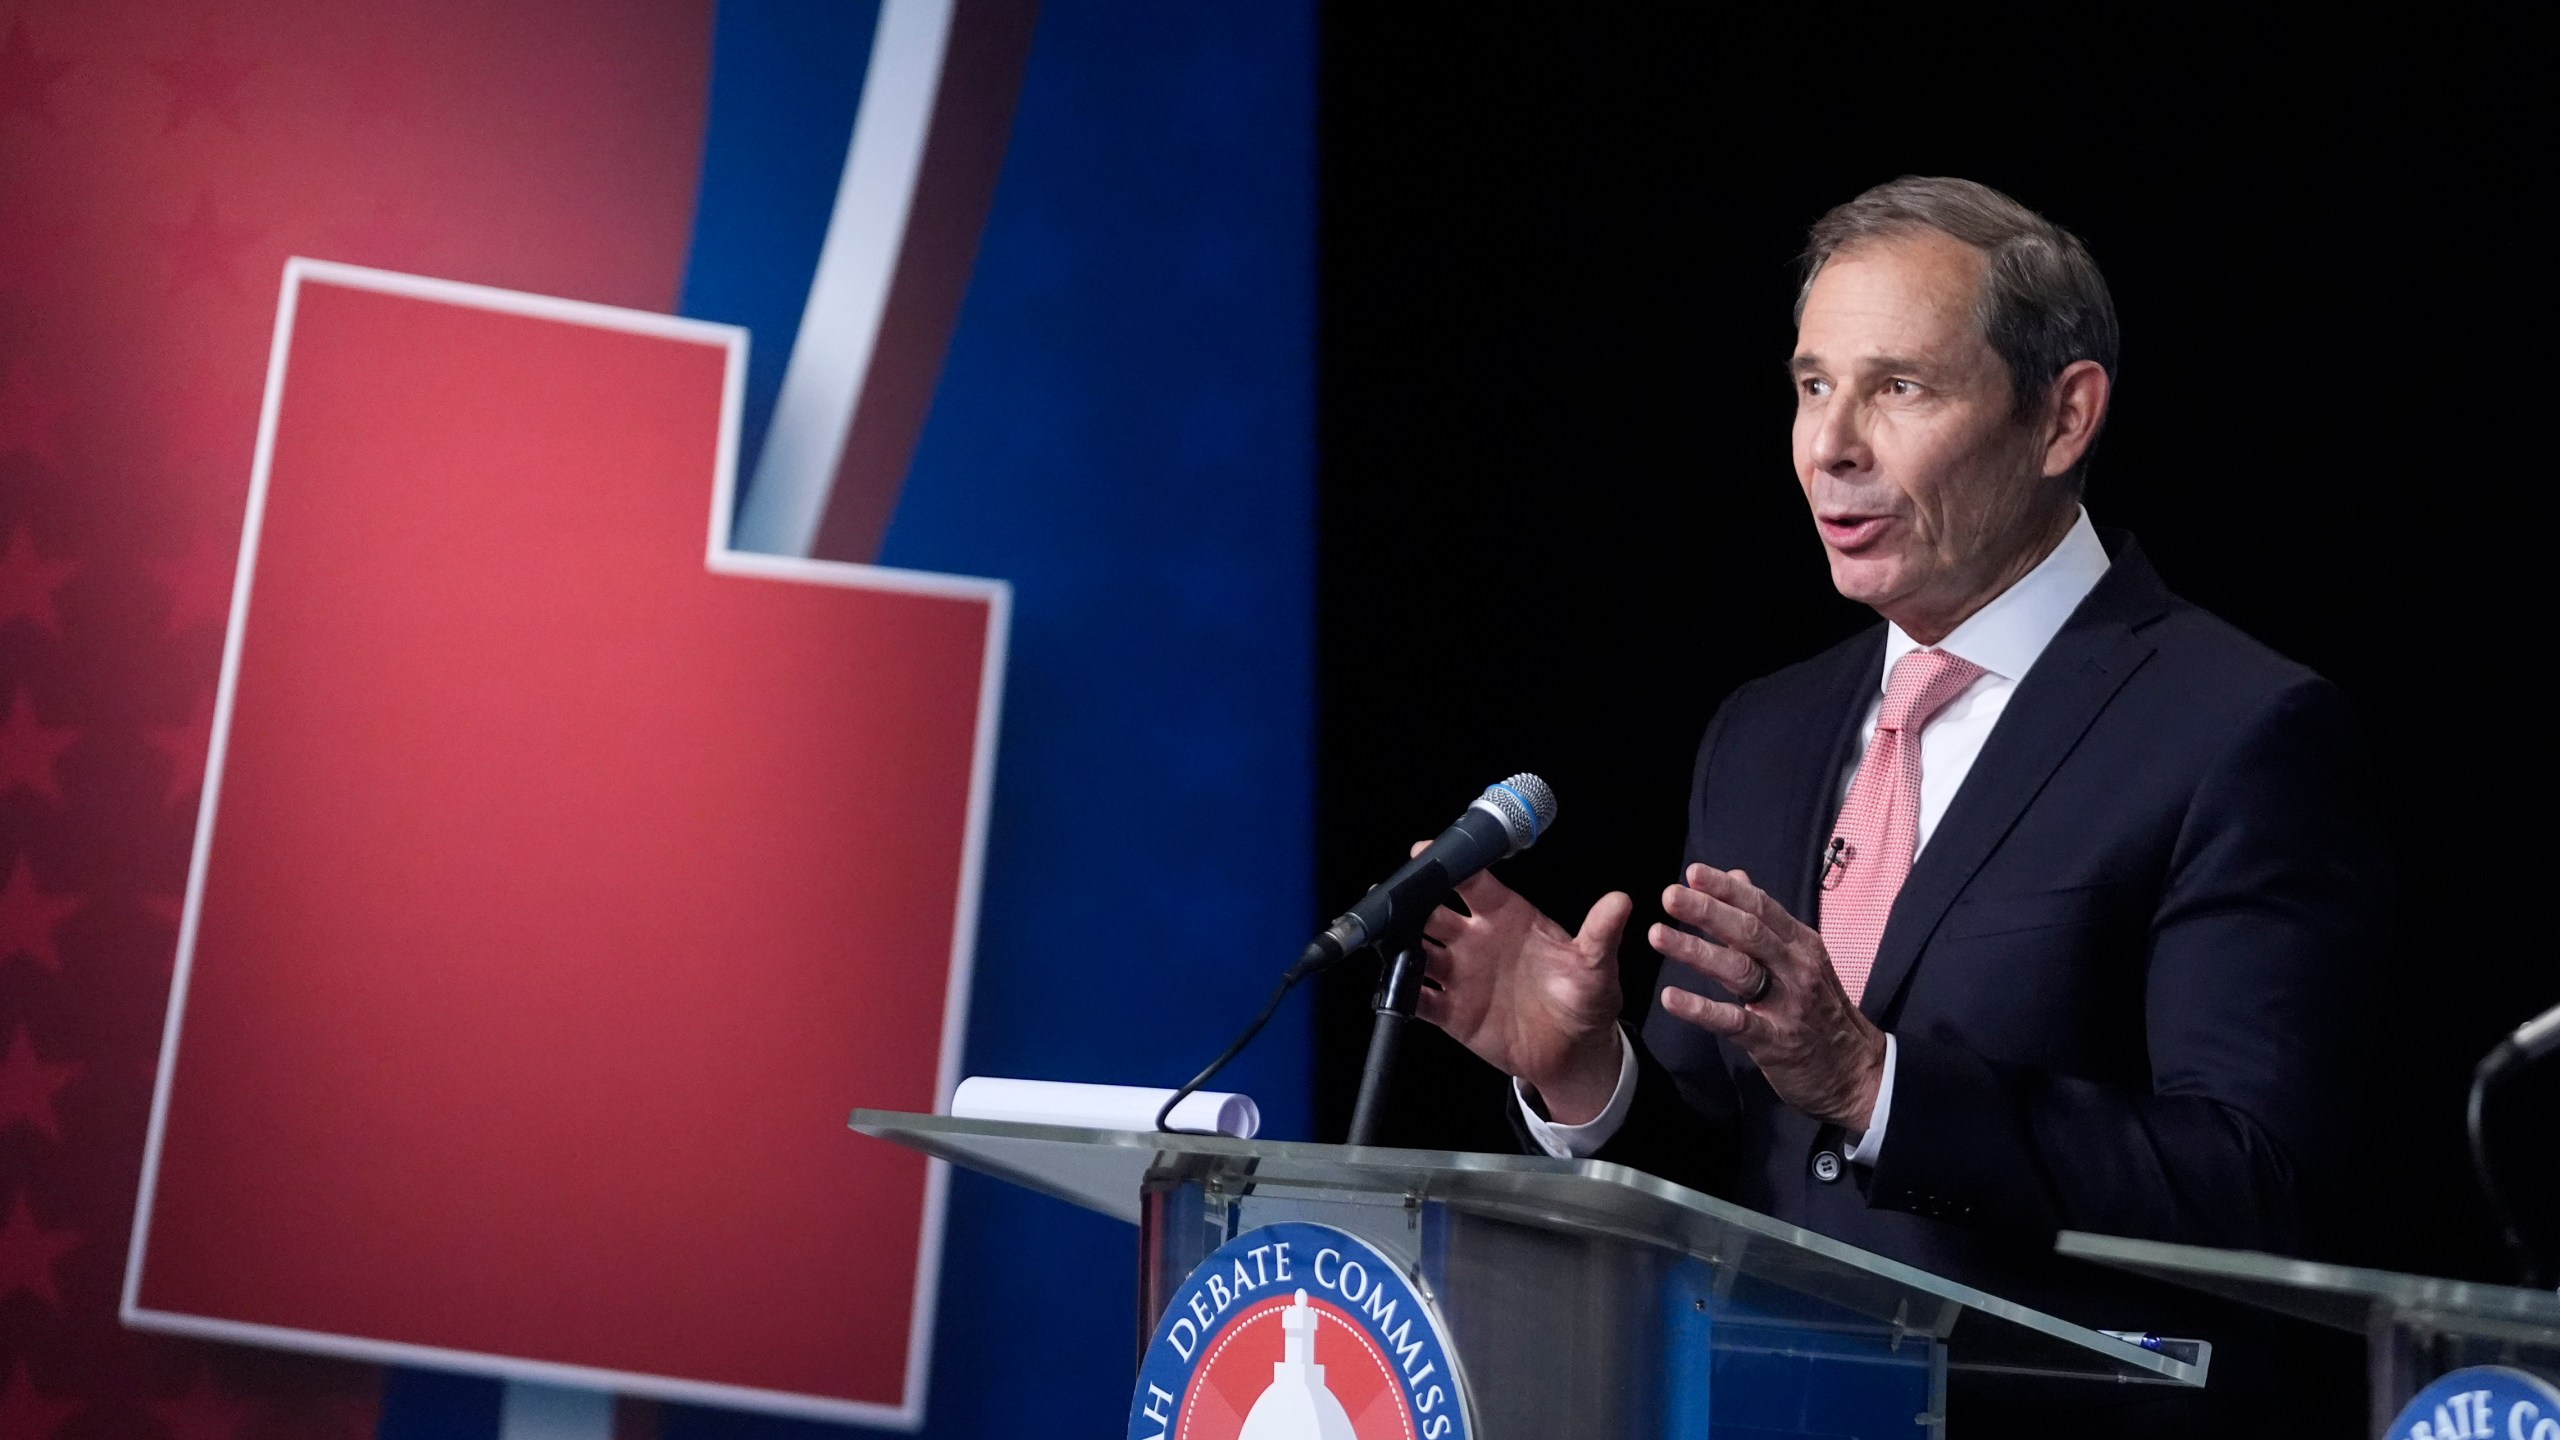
0;2;1312;1437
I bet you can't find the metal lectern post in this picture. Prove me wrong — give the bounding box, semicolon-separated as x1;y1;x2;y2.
1345;945;1427;1147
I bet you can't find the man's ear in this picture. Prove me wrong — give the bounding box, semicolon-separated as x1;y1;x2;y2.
2039;359;2111;479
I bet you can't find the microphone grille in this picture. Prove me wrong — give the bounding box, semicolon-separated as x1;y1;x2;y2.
1479;773;1557;850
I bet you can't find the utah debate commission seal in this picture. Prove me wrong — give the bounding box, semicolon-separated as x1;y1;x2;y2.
1129;1221;1473;1440
2386;1367;2560;1440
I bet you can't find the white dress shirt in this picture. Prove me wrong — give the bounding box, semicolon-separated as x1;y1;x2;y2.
1520;509;2113;1161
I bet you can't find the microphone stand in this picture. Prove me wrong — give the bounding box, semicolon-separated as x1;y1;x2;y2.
2468;1038;2553;1289
1345;945;1426;1147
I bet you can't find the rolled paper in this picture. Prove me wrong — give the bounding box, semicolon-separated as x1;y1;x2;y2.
949;1077;1261;1139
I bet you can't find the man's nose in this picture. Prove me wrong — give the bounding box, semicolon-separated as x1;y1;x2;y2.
1808;398;1872;475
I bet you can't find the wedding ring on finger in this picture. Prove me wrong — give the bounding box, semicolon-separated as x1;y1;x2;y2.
1734;962;1773;1006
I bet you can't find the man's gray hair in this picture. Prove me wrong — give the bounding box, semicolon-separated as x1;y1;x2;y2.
1796;177;2118;480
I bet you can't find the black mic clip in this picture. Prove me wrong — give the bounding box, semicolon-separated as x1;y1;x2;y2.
1820;835;1851;890
1293;866;1448;980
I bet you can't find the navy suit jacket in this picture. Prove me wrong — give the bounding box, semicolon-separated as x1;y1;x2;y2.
1588;535;2387;1416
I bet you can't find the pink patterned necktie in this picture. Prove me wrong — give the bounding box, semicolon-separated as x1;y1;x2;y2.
1819;647;1987;1004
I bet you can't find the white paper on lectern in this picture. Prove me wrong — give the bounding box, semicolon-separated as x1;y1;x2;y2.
949;1077;1261;1139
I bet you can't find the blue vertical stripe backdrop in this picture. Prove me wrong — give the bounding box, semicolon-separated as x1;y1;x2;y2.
680;2;1314;1436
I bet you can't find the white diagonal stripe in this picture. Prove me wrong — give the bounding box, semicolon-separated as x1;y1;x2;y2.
732;0;955;558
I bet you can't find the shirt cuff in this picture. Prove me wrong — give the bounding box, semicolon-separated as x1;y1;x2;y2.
1515;1027;1638;1159
1843;1032;1898;1167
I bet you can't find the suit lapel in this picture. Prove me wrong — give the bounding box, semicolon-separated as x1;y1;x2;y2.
1782;632;1883;922
1855;537;2172;1023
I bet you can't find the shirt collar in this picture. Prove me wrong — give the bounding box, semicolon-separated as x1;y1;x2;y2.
1879;507;2112;686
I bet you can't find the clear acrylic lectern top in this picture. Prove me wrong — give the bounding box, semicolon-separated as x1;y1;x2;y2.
2056;1230;2560;1426
2056;1230;2560;1347
852;1110;2203;1389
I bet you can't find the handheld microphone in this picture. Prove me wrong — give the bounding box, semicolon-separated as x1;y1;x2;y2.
1294;774;1556;976
1158;773;1557;1137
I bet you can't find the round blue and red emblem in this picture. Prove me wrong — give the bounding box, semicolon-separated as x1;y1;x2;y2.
1128;1221;1472;1440
2387;1367;2560;1440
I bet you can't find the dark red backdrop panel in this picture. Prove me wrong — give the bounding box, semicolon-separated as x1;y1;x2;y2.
127;270;998;1420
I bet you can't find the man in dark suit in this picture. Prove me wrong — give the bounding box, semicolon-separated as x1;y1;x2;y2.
1412;177;2387;1428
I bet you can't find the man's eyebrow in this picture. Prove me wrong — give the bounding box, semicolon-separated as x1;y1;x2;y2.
1788;353;1939;379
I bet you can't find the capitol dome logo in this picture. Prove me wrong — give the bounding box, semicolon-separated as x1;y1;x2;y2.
1129;1222;1473;1440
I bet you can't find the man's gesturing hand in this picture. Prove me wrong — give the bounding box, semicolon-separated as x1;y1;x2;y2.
1650;864;1887;1134
1406;841;1630;1127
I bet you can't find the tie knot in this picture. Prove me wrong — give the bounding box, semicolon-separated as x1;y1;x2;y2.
1877;648;1986;732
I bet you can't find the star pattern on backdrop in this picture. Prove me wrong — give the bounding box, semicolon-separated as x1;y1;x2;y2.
0;526;79;633
0;1362;83;1440
148;1368;256;1440
147;691;213;808
0;1191;81;1309
155;193;261;300
1;691;79;802
0;21;76;127
0;689;73;801
0;358;73;468
151;25;257;135
0;1026;78;1140
0;858;81;972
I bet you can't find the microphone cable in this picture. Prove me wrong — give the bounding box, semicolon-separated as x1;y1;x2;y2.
1153;943;1329;1136
1151;774;1552;1138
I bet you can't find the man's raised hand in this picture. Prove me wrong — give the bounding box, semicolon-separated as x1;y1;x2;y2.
1408;841;1630;1125
1649;864;1886;1133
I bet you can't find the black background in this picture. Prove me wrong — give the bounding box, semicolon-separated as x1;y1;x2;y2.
1310;12;2549;1290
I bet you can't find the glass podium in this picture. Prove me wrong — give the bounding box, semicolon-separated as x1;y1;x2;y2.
2058;1231;2560;1434
854;1111;2203;1438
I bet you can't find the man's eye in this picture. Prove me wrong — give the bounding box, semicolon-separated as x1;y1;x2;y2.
1800;377;1831;398
1887;378;1921;396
